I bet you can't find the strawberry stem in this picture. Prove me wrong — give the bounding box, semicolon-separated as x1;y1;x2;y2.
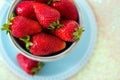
31;62;44;75
73;27;84;41
47;0;60;5
1;23;11;34
19;36;33;51
49;20;63;30
1;13;16;34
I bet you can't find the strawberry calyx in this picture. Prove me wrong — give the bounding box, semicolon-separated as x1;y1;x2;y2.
19;36;33;51
31;62;44;75
1;13;16;34
73;27;84;41
49;20;63;30
47;0;60;5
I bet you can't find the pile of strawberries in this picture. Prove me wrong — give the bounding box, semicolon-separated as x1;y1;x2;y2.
1;0;84;75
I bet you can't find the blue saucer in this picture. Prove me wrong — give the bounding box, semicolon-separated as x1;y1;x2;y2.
0;0;97;80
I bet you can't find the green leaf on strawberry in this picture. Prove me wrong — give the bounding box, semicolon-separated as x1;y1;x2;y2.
49;20;63;30
8;13;16;21
1;23;11;34
20;36;33;51
1;13;16;34
31;62;44;75
73;27;84;41
47;0;60;5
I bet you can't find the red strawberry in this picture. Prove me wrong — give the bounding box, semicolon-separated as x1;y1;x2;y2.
16;1;36;20
33;3;61;29
17;53;44;75
2;15;42;38
51;0;78;21
52;20;84;42
22;0;50;3
5;16;41;38
30;33;66;56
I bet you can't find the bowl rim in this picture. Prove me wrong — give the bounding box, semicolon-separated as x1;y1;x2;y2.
8;0;84;62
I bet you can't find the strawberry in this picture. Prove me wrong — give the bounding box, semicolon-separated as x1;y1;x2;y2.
50;0;78;21
2;16;42;38
16;1;36;20
33;3;61;29
11;16;42;38
52;20;84;42
29;33;66;56
22;0;50;3
17;53;44;75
